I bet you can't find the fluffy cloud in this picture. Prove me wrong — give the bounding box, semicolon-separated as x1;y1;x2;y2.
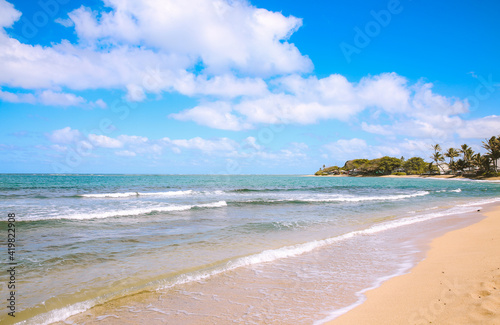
44;127;308;162
117;135;149;145
47;127;82;144
0;0;310;103
88;134;123;148
172;72;470;133
357;73;410;113
360;122;393;136
38;90;86;107
0;0;20;28
162;136;237;152
170;102;252;131
0;88;104;108
0;88;36;104
66;0;311;76
456;115;500;139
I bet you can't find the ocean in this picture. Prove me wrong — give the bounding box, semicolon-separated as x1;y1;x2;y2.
1;174;500;324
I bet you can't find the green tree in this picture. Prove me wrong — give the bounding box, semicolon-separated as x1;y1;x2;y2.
430;144;445;174
460;144;474;172
378;156;402;174
403;157;427;175
344;159;369;173
482;136;500;172
472;153;489;174
444;148;460;174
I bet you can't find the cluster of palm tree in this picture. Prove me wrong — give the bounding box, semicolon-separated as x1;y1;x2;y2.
432;135;500;176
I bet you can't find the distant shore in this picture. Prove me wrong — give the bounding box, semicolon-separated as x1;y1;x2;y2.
303;174;500;181
327;202;500;325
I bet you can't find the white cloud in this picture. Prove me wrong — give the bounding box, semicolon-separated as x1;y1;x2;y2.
173;73;469;131
170;102;252;131
0;88;36;104
324;138;368;158
456;115;500;139
47;127;82;144
88;134;123;148
117;135;149;145
50;144;68;152
93;99;107;109
66;0;311;76
0;0;311;104
125;84;146;102
38;90;86;107
0;88;98;108
243;136;261;150
174;74;268;98
361;122;393;136
163;136;237;152
358;73;410;113
411;82;468;116
0;0;20;28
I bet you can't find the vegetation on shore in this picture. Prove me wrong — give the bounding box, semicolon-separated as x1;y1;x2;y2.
316;135;500;177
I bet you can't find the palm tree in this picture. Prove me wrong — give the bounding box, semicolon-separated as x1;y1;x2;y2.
444;148;460;174
432;144;442;154
460;144;474;173
472;153;486;174
482;136;500;172
431;152;445;174
455;159;466;174
431;144;444;174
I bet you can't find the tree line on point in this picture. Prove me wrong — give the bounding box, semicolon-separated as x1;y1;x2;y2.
316;135;500;177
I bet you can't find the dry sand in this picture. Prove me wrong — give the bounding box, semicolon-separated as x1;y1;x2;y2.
328;204;500;325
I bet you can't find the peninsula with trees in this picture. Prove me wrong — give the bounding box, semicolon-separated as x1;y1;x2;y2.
315;135;500;178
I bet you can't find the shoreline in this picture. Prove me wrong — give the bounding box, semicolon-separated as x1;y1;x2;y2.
325;202;500;325
304;174;500;181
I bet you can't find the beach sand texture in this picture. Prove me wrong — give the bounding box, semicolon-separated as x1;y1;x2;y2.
329;205;500;325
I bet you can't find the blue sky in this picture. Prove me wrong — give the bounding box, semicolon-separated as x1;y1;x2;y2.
1;0;499;174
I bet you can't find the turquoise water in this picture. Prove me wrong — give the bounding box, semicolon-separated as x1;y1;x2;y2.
1;174;499;324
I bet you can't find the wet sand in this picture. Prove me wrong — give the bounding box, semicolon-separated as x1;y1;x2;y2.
328;204;500;325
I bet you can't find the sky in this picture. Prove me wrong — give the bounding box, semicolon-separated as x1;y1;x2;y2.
0;0;499;174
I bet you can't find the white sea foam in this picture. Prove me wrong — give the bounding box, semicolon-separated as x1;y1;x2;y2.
302;191;430;202
241;191;430;204
25;201;227;221
458;196;500;207
22;198;489;325
20;300;95;325
156;202;481;292
80;190;194;198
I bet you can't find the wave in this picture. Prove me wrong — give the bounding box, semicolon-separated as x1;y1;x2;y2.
155;202;482;292
18;200;485;325
79;190;195;198
436;188;461;193
24;201;227;221
231;191;430;205
458;196;500;207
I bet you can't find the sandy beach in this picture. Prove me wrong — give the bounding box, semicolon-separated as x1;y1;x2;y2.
328;204;500;325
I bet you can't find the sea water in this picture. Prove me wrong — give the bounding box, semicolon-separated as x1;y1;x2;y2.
1;174;499;324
